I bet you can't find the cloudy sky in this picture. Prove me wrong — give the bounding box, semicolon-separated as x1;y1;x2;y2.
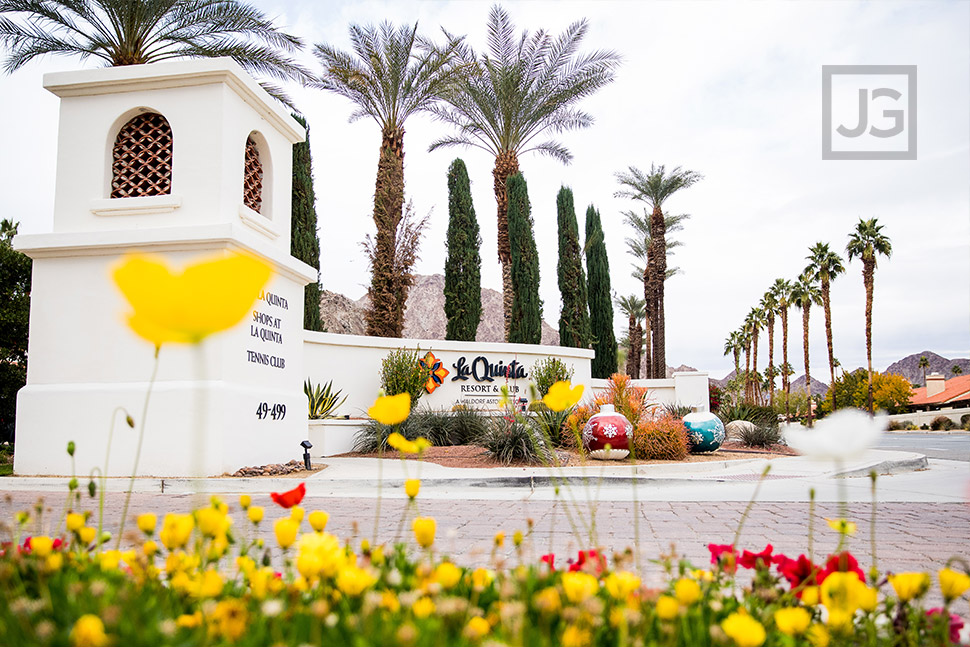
1;0;967;380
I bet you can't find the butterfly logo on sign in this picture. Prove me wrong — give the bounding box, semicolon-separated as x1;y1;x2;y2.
421;352;450;394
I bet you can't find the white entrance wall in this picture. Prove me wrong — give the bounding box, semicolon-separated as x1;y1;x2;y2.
13;59;316;477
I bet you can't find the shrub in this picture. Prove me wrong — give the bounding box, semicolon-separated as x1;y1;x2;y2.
716;402;776;427
920;424;929;430
380;348;431;408
531;404;572;448
961;413;970;430
353;407;491;452
661;402;694;418
564;374;657;449
930;415;956;431
446;406;489;446
887;420;904;431
737;423;782;448
478;416;548;465
709;382;722;413
531;357;574;397
630;415;689;461
304;379;347;419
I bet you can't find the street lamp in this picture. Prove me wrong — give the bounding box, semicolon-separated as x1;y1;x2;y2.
300;440;312;470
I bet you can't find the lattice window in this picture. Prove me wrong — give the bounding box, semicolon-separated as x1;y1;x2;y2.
111;113;173;198
243;136;263;213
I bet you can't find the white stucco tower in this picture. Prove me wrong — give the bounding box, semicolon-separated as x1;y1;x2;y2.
14;59;316;476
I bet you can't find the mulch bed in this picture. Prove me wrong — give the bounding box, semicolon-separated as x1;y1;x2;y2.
338;441;797;469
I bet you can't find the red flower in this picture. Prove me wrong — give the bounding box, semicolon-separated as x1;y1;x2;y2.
738;544;774;570
708;543;738;574
568;550;606;575
820;551;865;583
773;553;822;593
270;483;306;508
927;608;964;644
540;554;556;571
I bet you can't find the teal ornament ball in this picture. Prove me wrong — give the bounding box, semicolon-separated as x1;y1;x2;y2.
683;411;725;453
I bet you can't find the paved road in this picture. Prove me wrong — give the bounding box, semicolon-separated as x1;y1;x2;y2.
880;431;969;462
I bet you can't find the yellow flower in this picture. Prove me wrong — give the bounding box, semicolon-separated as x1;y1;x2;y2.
143;540;159;558
210;599;248;642
655;595;680;621
71;614;109;647
513;530;524;547
774;607;811;636
405;479;421;500
414;437;432;454
434;562;462;589
858;585;879;612
470;567;493;591
889;572;930;602
674;578;701;606
336;565;377;596
195;507;230;538
413;517;436;548
239;494;251;510
493;531;505;548
176;611;203;629
46;553;64;571
561;625;592;647
826;518;857;536
939;568;970;602
605;571;641;600
463;616;490;640
137;513;157;536
369;394;411;426
721;611;766;647
543;381;585;411
802;586;820;606
561;571;599;604
98;550;121;571
79;526;97;545
195;569;224;598
247;506;264;524
821;572;867;613
534;587;561;614
30;535;54;558
826;609;853;632
380;590;401;613
807;623;830;647
274;518;299;549
308;510;329;532
159;513;195;550
290;506;305;523
112;252;271;346
387;431;419;454
412;597;435;619
66;513;85;533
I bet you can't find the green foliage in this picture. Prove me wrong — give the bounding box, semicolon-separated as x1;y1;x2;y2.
530;357;574;397
585;205;617;378
531;405;573;449
353;407;487;453
555;187;590;349
0;220;29;445
478;416;548;465
631;415;689;461
379;349;431;408
291;114;325;332
444;158;482;341
822;370;911;415
716;402;776;427
661;402;694;418
736;422;782;448
930;415;956;431
507;173;541;344
962;413;970;429
304;379;347;419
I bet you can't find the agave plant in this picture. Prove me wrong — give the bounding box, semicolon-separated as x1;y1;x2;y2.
304;379;347;420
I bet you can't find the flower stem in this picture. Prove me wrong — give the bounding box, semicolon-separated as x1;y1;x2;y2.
117;348;160;549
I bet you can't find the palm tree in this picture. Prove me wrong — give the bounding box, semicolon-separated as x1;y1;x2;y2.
723;329;743;378
616;294;645;379
846;218;892;413
791;272;822;426
760;290;778;407
315;23;464;337
918;356;929;386
615;165;702;378
953;365;964;376
430;5;620;337
623;208;689;376
0;0;311;104
744;307;764;404
770;278;794;416
804;242;846;408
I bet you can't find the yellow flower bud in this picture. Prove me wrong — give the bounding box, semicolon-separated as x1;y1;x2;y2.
412;517;436;549
308;510;329;532
274;517;299;549
405;479;421;500
79;526;97;546
137;513;157;536
239;494;252;510
66;512;85;533
247;506;264;524
290;506;305;523
655;595;680;621
70;614;109;647
774;607;811;636
674;577;701;606
30;536;54;558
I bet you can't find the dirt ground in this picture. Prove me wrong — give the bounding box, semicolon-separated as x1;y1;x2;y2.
340;441;797;469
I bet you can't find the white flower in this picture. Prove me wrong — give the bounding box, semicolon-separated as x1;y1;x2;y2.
261;599;284;617
783;408;886;460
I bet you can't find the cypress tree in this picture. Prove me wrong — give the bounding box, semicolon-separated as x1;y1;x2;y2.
444;159;482;341
290;113;325;332
507;173;541;344
585;204;617;377
556;186;591;349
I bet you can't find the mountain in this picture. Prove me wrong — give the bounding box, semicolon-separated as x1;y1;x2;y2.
884;351;970;386
318;274;560;345
790;374;829;397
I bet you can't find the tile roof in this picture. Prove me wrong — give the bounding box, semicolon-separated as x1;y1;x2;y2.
910;374;970;405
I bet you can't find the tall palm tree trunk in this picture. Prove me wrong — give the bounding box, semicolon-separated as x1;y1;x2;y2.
649;204;667;378
626;315;642;378
733;349;741;377
751;329;760;404
821;276;836;410
780;307;790;418
863;259;875;413
744;341;752;403
641;268;653;378
365;126;406;337
493;151;520;339
766;316;775;407
802;305;813;426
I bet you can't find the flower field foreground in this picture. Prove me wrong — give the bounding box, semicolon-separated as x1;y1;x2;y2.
2;496;968;646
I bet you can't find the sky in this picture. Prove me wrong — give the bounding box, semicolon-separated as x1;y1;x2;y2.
0;0;967;380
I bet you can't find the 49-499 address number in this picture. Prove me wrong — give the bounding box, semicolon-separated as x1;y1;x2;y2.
255;403;286;420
